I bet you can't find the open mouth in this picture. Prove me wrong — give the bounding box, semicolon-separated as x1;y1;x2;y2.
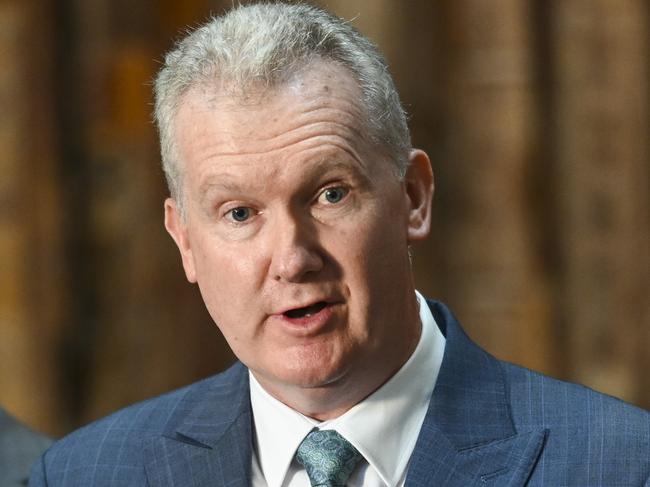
283;301;328;319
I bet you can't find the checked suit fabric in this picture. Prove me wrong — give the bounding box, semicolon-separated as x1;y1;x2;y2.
29;300;650;486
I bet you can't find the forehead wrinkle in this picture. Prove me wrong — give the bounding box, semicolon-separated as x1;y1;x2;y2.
201;138;370;193
305;139;370;174
181;77;368;153
198;127;366;166
178;63;381;202
196;147;369;203
207;110;368;156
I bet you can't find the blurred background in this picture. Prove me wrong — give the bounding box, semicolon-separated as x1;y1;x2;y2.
1;0;648;437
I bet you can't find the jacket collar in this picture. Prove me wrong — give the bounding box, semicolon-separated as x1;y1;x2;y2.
143;300;546;486
405;301;547;486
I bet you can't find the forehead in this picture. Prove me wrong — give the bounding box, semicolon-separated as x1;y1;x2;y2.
172;61;380;187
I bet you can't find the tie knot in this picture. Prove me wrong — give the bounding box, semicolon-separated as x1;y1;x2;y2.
296;429;363;487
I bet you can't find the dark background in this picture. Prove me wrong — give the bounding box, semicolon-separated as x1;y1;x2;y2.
1;0;648;437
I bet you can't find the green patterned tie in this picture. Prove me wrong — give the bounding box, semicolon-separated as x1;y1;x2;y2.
295;429;363;487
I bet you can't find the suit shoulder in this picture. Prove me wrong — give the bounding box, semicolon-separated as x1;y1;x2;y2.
497;361;649;484
33;363;246;485
500;361;649;441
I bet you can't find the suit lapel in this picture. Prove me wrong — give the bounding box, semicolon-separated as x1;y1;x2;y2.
143;364;253;487
406;302;547;487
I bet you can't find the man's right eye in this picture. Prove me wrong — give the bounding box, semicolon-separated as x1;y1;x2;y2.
227;207;252;222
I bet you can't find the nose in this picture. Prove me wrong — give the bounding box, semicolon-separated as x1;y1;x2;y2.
268;212;324;283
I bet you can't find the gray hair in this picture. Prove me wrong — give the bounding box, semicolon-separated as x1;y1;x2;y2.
154;2;411;206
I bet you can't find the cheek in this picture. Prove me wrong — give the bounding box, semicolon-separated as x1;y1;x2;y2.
331;220;398;301
193;230;260;283
347;206;410;300
192;240;263;320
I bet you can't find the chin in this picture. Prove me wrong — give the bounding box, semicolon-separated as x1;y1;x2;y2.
247;337;357;391
260;353;352;392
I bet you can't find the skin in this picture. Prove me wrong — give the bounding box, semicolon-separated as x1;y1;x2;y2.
165;62;434;420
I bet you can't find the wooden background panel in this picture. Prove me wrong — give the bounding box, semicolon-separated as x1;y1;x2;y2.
0;0;66;434
428;0;557;375
551;0;649;402
48;0;237;432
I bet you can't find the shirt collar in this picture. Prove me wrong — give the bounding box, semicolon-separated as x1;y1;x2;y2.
250;375;315;487
250;291;446;487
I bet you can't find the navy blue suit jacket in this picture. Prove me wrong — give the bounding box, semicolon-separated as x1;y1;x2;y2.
30;301;650;486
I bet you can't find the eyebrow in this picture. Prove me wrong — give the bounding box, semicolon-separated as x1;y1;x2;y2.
197;176;249;208
197;155;371;203
198;176;243;197
307;157;370;180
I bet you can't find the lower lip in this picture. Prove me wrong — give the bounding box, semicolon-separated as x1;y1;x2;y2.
271;304;336;334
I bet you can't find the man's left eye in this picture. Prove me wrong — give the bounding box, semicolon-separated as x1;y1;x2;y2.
319;187;348;204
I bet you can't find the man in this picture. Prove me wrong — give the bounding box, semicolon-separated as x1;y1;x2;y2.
30;3;649;486
0;407;51;486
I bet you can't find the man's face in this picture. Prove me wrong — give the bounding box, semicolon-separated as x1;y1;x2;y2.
165;62;433;413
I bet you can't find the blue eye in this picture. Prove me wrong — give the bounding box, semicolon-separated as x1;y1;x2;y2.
322;187;347;204
229;207;251;222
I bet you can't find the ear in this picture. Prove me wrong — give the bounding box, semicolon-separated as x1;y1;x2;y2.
164;198;197;283
404;149;434;243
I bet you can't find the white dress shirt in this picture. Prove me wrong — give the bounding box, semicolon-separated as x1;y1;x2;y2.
250;291;446;487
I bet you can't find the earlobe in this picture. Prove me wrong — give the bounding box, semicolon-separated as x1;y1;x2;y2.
404;149;434;243
164;198;197;283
